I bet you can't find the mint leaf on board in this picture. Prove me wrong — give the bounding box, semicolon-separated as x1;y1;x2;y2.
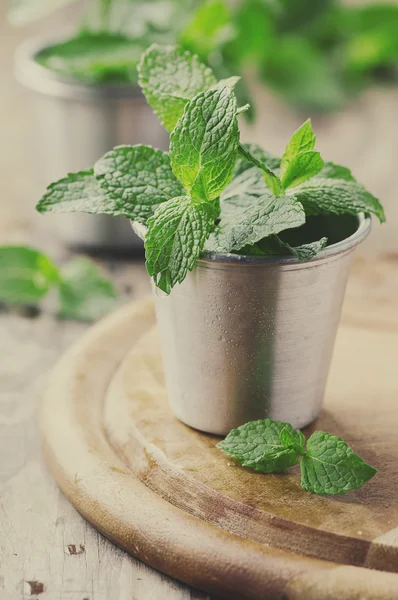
301;430;377;495
280;427;306;455
217;419;303;473
289;177;385;223
138;44;217;132
218;418;377;495
170;87;239;202
36;33;144;84
58;257;117;321
145;196;216;294
0;246;59;305
94;145;184;223
206;193;305;253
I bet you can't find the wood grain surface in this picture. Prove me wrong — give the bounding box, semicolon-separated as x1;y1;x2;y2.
39;288;398;599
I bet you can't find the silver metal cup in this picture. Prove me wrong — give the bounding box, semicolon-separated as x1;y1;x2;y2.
154;215;371;435
14;36;169;250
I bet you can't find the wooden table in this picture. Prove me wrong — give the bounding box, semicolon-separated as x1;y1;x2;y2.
0;7;211;599
1;4;398;600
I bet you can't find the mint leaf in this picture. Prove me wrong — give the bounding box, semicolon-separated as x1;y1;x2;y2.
280;427;306;455
35;33;143;84
279;120;324;189
301;431;377;495
281;119;316;164
138;44;217;132
179;0;232;59
37;155;181;224
290;177;385;223
94;145;183;223
222;167;267;209
207;193;305;253
58;257;117;321
238;144;282;195
280;151;324;189
0;246;59;305
145;197;216;294
170;87;239;202
319;162;356;182
282;236;328;261
37;170;115;216
214;76;241;91
234;143;280;177
217;419;302;473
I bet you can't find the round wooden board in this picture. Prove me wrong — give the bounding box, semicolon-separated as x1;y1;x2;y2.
40;297;398;600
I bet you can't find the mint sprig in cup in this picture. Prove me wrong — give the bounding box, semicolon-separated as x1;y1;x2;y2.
36;44;385;452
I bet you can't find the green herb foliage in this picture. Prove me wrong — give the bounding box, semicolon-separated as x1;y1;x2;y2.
36;44;385;294
0;246;117;321
218;418;377;495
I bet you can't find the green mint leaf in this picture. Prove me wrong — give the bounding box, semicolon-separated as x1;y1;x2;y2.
300;431;377;495
264;37;344;113
280;427;306;455
94;145;184;224
234;144;280;177
170;87;239;202
290;177;385;223
58;257;117;322
280;151;324;189
138;44;217;132
222;166;267;208
213;76;241;91
319;162;356;182
282;237;328;261
0;246;59;305
217;419;303;473
35;33;143;84
179;0;232;59
207;193;305;253
238;144;282;195
36;170;116;216
145;196;216;294
279;120;324;189
236;103;250;115
281;119;316;165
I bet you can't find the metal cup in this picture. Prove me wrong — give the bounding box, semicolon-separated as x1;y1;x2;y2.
153;215;371;435
14;36;169;250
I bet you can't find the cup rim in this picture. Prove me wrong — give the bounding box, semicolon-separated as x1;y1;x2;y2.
199;213;371;266
133;213;371;268
14;35;142;100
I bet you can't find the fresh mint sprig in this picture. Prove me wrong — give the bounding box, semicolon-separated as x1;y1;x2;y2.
0;246;117;321
217;418;377;495
36;44;385;294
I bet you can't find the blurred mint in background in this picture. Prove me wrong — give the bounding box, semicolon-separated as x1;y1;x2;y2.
0;246;118;321
9;0;398;115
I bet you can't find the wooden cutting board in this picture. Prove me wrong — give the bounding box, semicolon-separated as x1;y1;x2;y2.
40;291;398;600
